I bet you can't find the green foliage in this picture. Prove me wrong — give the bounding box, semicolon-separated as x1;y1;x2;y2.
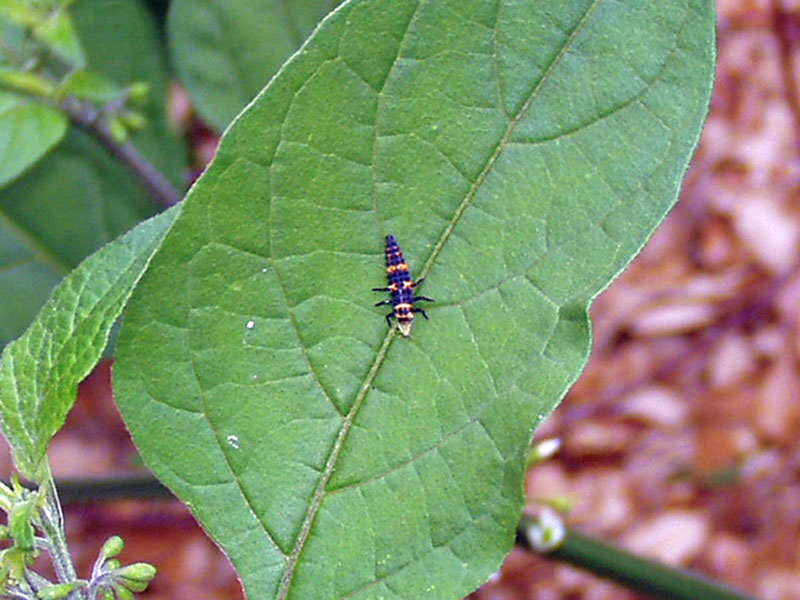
56;70;121;103
114;1;716;598
0;0;187;348
0;91;67;185
168;0;342;131
0;206;177;478
0;0;86;68
30;4;86;69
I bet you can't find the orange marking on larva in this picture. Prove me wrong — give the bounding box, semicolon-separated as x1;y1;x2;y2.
402;281;414;289
386;263;409;273
394;303;413;311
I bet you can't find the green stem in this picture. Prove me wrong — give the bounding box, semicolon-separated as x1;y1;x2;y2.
519;517;757;600
35;467;86;600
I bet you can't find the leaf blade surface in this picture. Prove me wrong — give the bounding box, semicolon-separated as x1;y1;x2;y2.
0;206;178;478
114;1;715;598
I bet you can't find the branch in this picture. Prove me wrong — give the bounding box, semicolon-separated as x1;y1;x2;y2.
517;517;758;600
60;97;183;209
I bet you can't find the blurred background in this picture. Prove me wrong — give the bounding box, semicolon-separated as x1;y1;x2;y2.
1;1;799;599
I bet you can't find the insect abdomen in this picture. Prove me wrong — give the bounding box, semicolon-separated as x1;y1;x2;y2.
373;234;433;336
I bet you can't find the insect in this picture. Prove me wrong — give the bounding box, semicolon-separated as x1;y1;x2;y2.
372;234;434;336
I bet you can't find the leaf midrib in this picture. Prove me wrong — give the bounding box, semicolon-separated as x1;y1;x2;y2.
274;1;602;597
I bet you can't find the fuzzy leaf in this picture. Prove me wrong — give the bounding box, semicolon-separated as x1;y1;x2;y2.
114;1;715;598
0;207;178;479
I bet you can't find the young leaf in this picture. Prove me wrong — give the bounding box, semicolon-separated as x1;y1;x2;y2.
114;1;715;598
57;70;122;104
168;0;342;131
32;6;87;69
0;206;178;479
0;92;68;186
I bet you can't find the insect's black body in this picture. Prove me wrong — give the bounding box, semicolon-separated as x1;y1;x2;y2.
373;234;434;336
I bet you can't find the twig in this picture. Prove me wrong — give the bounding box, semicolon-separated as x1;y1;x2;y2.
517;518;758;600
60;97;183;209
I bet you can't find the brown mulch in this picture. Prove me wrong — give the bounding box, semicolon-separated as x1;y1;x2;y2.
477;2;800;599
2;2;800;599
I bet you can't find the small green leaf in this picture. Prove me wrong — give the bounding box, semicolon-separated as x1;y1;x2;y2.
0;546;31;584
36;581;82;600
116;562;156;583
0;206;178;478
0;92;68;186
7;498;34;551
32;6;86;69
112;585;133;600
168;0;342;131
107;115;127;143
99;535;124;559
116;1;715;598
57;69;121;103
0;69;57;98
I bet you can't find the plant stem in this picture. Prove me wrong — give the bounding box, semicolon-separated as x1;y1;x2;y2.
60;97;183;209
36;468;86;600
518;518;757;600
7;474;173;503
55;474;172;503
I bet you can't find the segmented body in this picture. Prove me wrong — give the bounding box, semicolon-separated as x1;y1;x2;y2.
373;234;434;336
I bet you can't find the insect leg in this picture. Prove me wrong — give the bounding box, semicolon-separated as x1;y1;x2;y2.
375;299;392;307
413;307;430;320
413;295;435;303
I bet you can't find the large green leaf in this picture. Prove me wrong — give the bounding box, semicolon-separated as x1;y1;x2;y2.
114;1;715;598
168;0;342;131
0;206;178;479
0;0;187;348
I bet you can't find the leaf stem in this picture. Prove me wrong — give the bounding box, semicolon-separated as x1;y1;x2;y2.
518;517;757;600
59;97;183;209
